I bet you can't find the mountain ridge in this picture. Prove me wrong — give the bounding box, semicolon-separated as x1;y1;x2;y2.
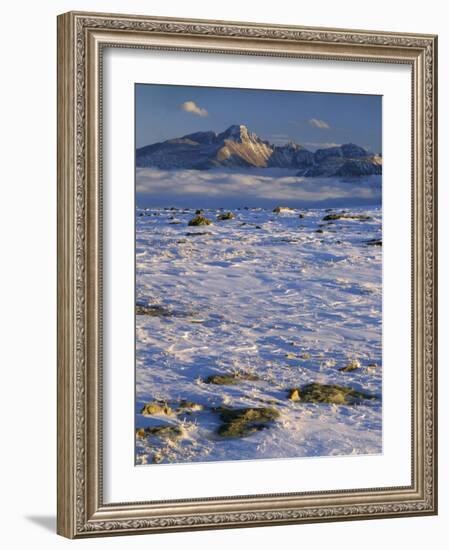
136;124;382;177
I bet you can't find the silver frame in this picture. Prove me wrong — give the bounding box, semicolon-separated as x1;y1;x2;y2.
57;11;438;538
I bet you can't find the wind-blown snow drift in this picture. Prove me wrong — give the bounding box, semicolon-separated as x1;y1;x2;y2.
135;206;382;465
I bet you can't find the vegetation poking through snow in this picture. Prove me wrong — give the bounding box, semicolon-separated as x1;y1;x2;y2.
217;407;280;438
287;383;377;405
188;215;212;226
217;212;235;221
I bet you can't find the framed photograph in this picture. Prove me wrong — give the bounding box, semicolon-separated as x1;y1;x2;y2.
57;11;438;538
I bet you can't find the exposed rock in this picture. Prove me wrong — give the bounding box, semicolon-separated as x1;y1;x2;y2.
152;452;163;464
341;143;369;158
288;389;301;401
204;372;260;385
217;407;280;438
136;425;184;444
366;239;382;246
217;212;235;221
335;158;382;177
136;303;194;318
140;401;173;416
185;231;213;236
287;383;376;405
145;424;184;441
273;206;295;214
339;359;361;372
268;142;314;169
314;146;343;163
136;304;172;316
178;400;204;413
205;374;239;385
301;146;381;178
188;215;212;226
141;399;205;419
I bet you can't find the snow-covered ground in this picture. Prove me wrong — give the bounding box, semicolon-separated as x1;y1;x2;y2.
135;205;382;465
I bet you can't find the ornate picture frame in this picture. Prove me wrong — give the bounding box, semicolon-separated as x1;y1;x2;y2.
57;11;437;538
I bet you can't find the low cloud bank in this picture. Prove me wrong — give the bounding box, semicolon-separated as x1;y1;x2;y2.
136;167;381;209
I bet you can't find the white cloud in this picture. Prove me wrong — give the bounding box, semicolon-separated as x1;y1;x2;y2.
180;100;208;117
309;118;330;129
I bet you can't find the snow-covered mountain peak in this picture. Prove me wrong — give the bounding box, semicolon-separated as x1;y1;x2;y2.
136;124;382;175
218;124;256;143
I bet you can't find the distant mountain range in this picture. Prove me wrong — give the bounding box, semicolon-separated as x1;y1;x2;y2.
136;124;382;177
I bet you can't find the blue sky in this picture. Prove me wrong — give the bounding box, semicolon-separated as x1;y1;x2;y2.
135;83;382;153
